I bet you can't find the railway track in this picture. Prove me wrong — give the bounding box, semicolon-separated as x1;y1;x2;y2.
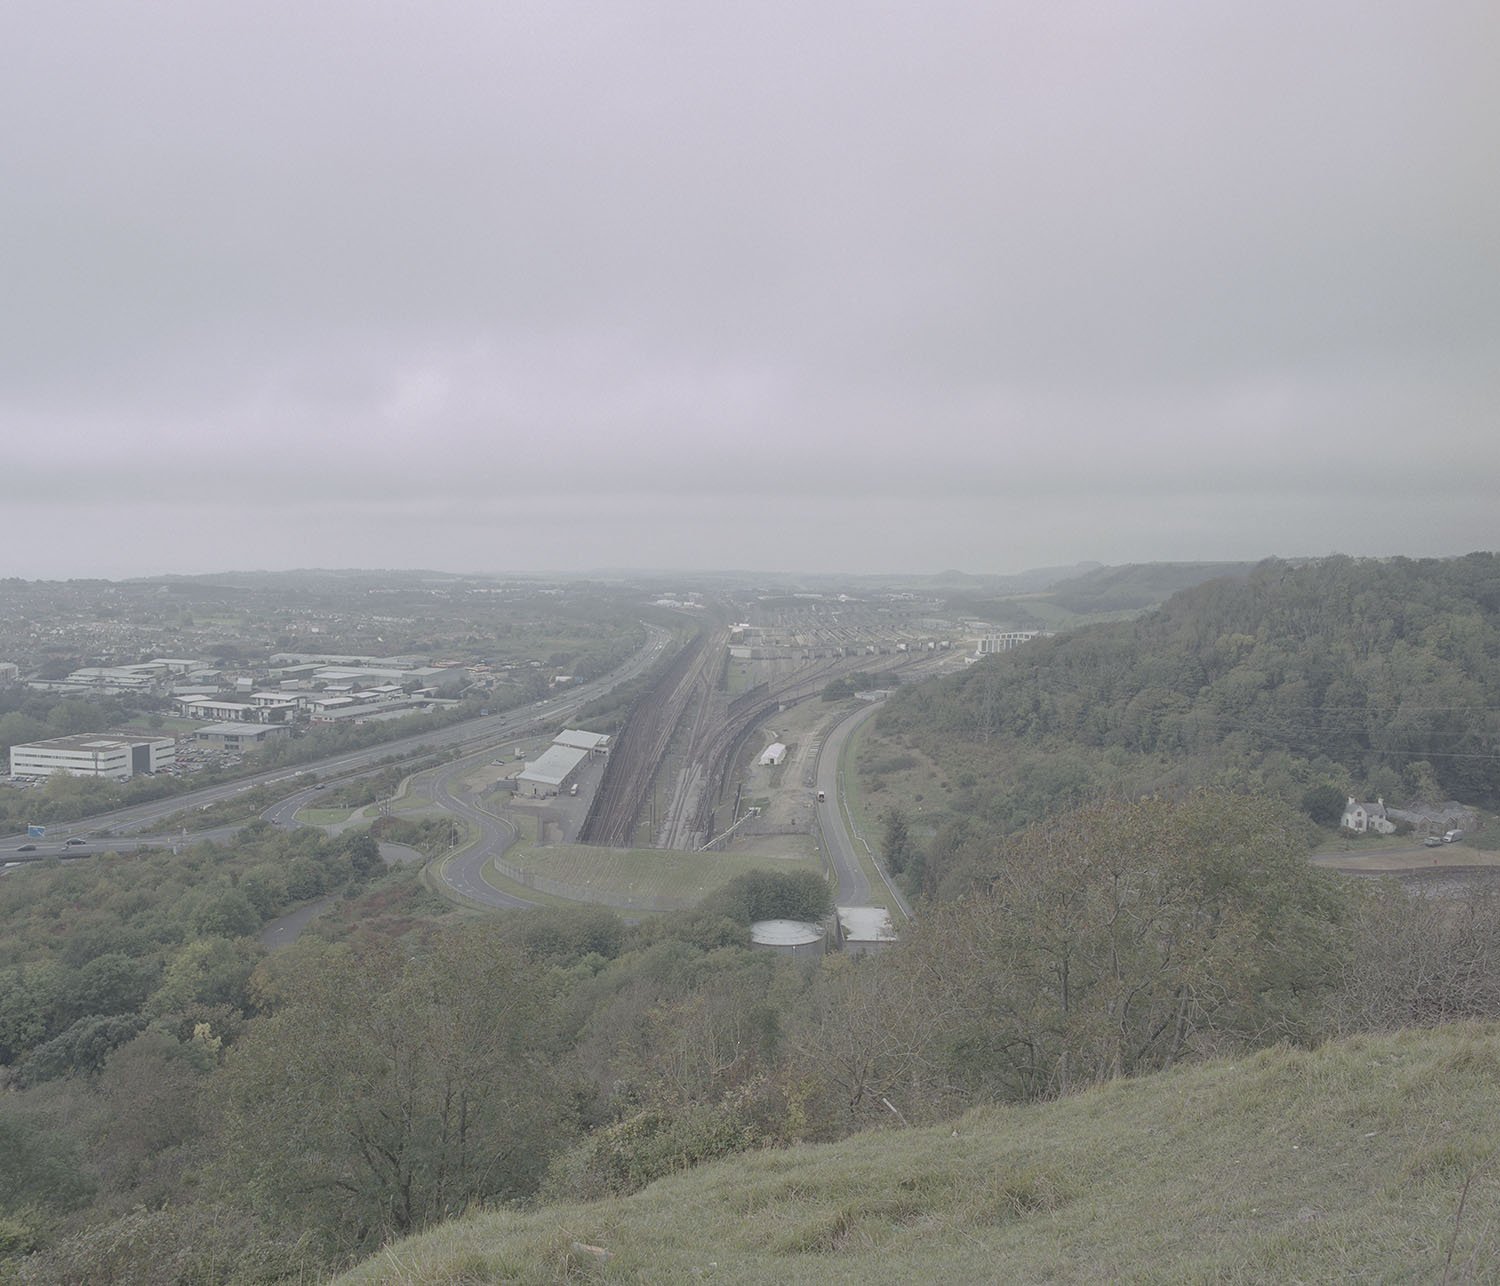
577;627;727;846
660;657;844;849
685;654;921;847
581;627;933;852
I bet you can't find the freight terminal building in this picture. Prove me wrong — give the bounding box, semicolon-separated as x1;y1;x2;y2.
515;728;611;798
9;734;177;782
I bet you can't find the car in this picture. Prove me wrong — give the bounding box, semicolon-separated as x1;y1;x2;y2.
16;844;35;852
65;838;87;846
1424;836;1444;847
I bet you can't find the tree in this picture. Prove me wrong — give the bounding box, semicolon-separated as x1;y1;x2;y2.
148;937;261;1017
700;869;832;924
15;1013;147;1085
341;832;383;878
881;806;914;875
1300;783;1348;828
1328;884;1500;1034
216;926;573;1256
787;952;959;1135
192;888;261;939
898;792;1351;1102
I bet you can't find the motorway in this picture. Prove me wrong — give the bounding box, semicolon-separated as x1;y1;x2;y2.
1;626;672;855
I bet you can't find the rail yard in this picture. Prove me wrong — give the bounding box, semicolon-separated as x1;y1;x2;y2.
577;599;958;854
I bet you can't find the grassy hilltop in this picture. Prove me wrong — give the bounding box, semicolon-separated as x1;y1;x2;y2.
340;1022;1500;1284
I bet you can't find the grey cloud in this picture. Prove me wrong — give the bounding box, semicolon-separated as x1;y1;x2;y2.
1;1;1496;576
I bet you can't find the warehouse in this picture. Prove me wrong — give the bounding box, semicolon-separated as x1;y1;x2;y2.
516;744;591;797
553;728;611;756
9;734;176;781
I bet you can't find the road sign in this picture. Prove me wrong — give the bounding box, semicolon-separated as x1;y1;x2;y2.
26;825;45;838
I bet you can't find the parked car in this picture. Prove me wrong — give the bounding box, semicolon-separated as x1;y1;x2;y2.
1424;836;1444;847
1444;830;1465;844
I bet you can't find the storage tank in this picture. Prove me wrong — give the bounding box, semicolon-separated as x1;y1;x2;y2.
749;919;827;957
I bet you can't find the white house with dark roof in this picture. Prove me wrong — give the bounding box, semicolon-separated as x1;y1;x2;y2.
1342;796;1396;835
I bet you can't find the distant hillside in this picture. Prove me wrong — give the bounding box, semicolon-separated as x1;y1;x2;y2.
852;554;1500;899
339;1022;1500;1283
1046;560;1260;614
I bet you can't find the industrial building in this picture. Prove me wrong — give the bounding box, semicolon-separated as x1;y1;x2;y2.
835;906;899;955
192;723;291;751
975;631;1046;655
515;727;612;797
554;729;611;756
516;744;591;797
9;734;176;781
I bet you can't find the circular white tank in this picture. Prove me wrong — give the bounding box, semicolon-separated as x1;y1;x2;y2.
749;919;827;956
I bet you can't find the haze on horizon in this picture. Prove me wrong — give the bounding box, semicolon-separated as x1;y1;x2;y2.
2;2;1496;581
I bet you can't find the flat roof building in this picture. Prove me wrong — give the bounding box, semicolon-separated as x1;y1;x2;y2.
836;906;899;955
554;728;611;755
177;696;258;722
516;744;591;797
193;723;291;750
10;734;175;781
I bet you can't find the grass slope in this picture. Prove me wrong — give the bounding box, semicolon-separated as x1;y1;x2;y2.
339;1023;1500;1284
497;843;821;908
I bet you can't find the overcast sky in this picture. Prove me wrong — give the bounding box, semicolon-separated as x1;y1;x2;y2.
2;2;1496;579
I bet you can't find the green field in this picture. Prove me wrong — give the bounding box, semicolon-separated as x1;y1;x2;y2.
494;842;821;908
338;1020;1500;1284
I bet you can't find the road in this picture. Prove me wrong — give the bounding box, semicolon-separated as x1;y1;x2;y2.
1;625;672;854
424;752;536;910
815;700;914;917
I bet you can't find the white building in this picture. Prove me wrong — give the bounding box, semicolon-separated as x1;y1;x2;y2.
758;742;787;766
836;905;899;955
516;744;591;797
10;734;176;782
177;696;258;722
554;728;612;756
1342;796;1396;835
975;631;1045;656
